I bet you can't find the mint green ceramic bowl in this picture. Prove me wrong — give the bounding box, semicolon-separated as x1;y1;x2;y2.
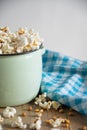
0;48;45;107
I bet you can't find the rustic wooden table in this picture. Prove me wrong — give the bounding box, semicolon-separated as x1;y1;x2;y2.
0;101;87;130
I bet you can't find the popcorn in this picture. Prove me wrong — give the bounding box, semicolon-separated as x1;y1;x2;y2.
30;42;39;51
30;117;42;130
46;117;71;129
45;118;62;128
35;93;61;111
0;26;9;33
3;106;16;118
11;116;27;129
35;93;47;105
0;115;4;123
2;44;14;54
0;38;5;43
0;26;43;55
28;36;34;44
18;28;26;35
16;47;23;53
52;101;61;110
19;35;29;46
39;101;52;110
29;28;34;35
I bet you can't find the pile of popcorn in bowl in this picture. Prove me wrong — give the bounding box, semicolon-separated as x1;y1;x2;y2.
0;26;43;55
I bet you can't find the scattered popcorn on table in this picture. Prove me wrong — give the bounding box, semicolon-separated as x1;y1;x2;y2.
35;93;61;110
29;117;42;130
45;116;70;128
45;117;70;128
11;116;27;129
45;118;62;128
0;26;43;55
3;106;16;118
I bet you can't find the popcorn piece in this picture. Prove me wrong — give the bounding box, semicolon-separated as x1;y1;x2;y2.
0;38;5;43
29;28;34;35
30;40;40;50
30;117;41;130
34;93;47;105
28;35;35;44
34;98;41;105
23;44;32;52
2;44;14;54
0;124;2;130
50;118;62;127
0;26;9;33
39;101;52;110
0;115;4;123
11;116;27;129
19;35;29;46
16;47;23;53
18;28;25;35
45;118;62;128
3;106;16;118
52;101;61;110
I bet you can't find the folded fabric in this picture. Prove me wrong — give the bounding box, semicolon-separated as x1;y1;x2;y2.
41;49;87;115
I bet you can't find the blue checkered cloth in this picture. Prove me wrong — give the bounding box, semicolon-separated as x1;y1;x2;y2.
41;49;87;115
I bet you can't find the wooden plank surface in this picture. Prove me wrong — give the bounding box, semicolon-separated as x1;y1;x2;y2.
0;101;87;130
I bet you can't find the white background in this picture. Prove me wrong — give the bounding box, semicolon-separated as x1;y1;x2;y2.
0;0;87;60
